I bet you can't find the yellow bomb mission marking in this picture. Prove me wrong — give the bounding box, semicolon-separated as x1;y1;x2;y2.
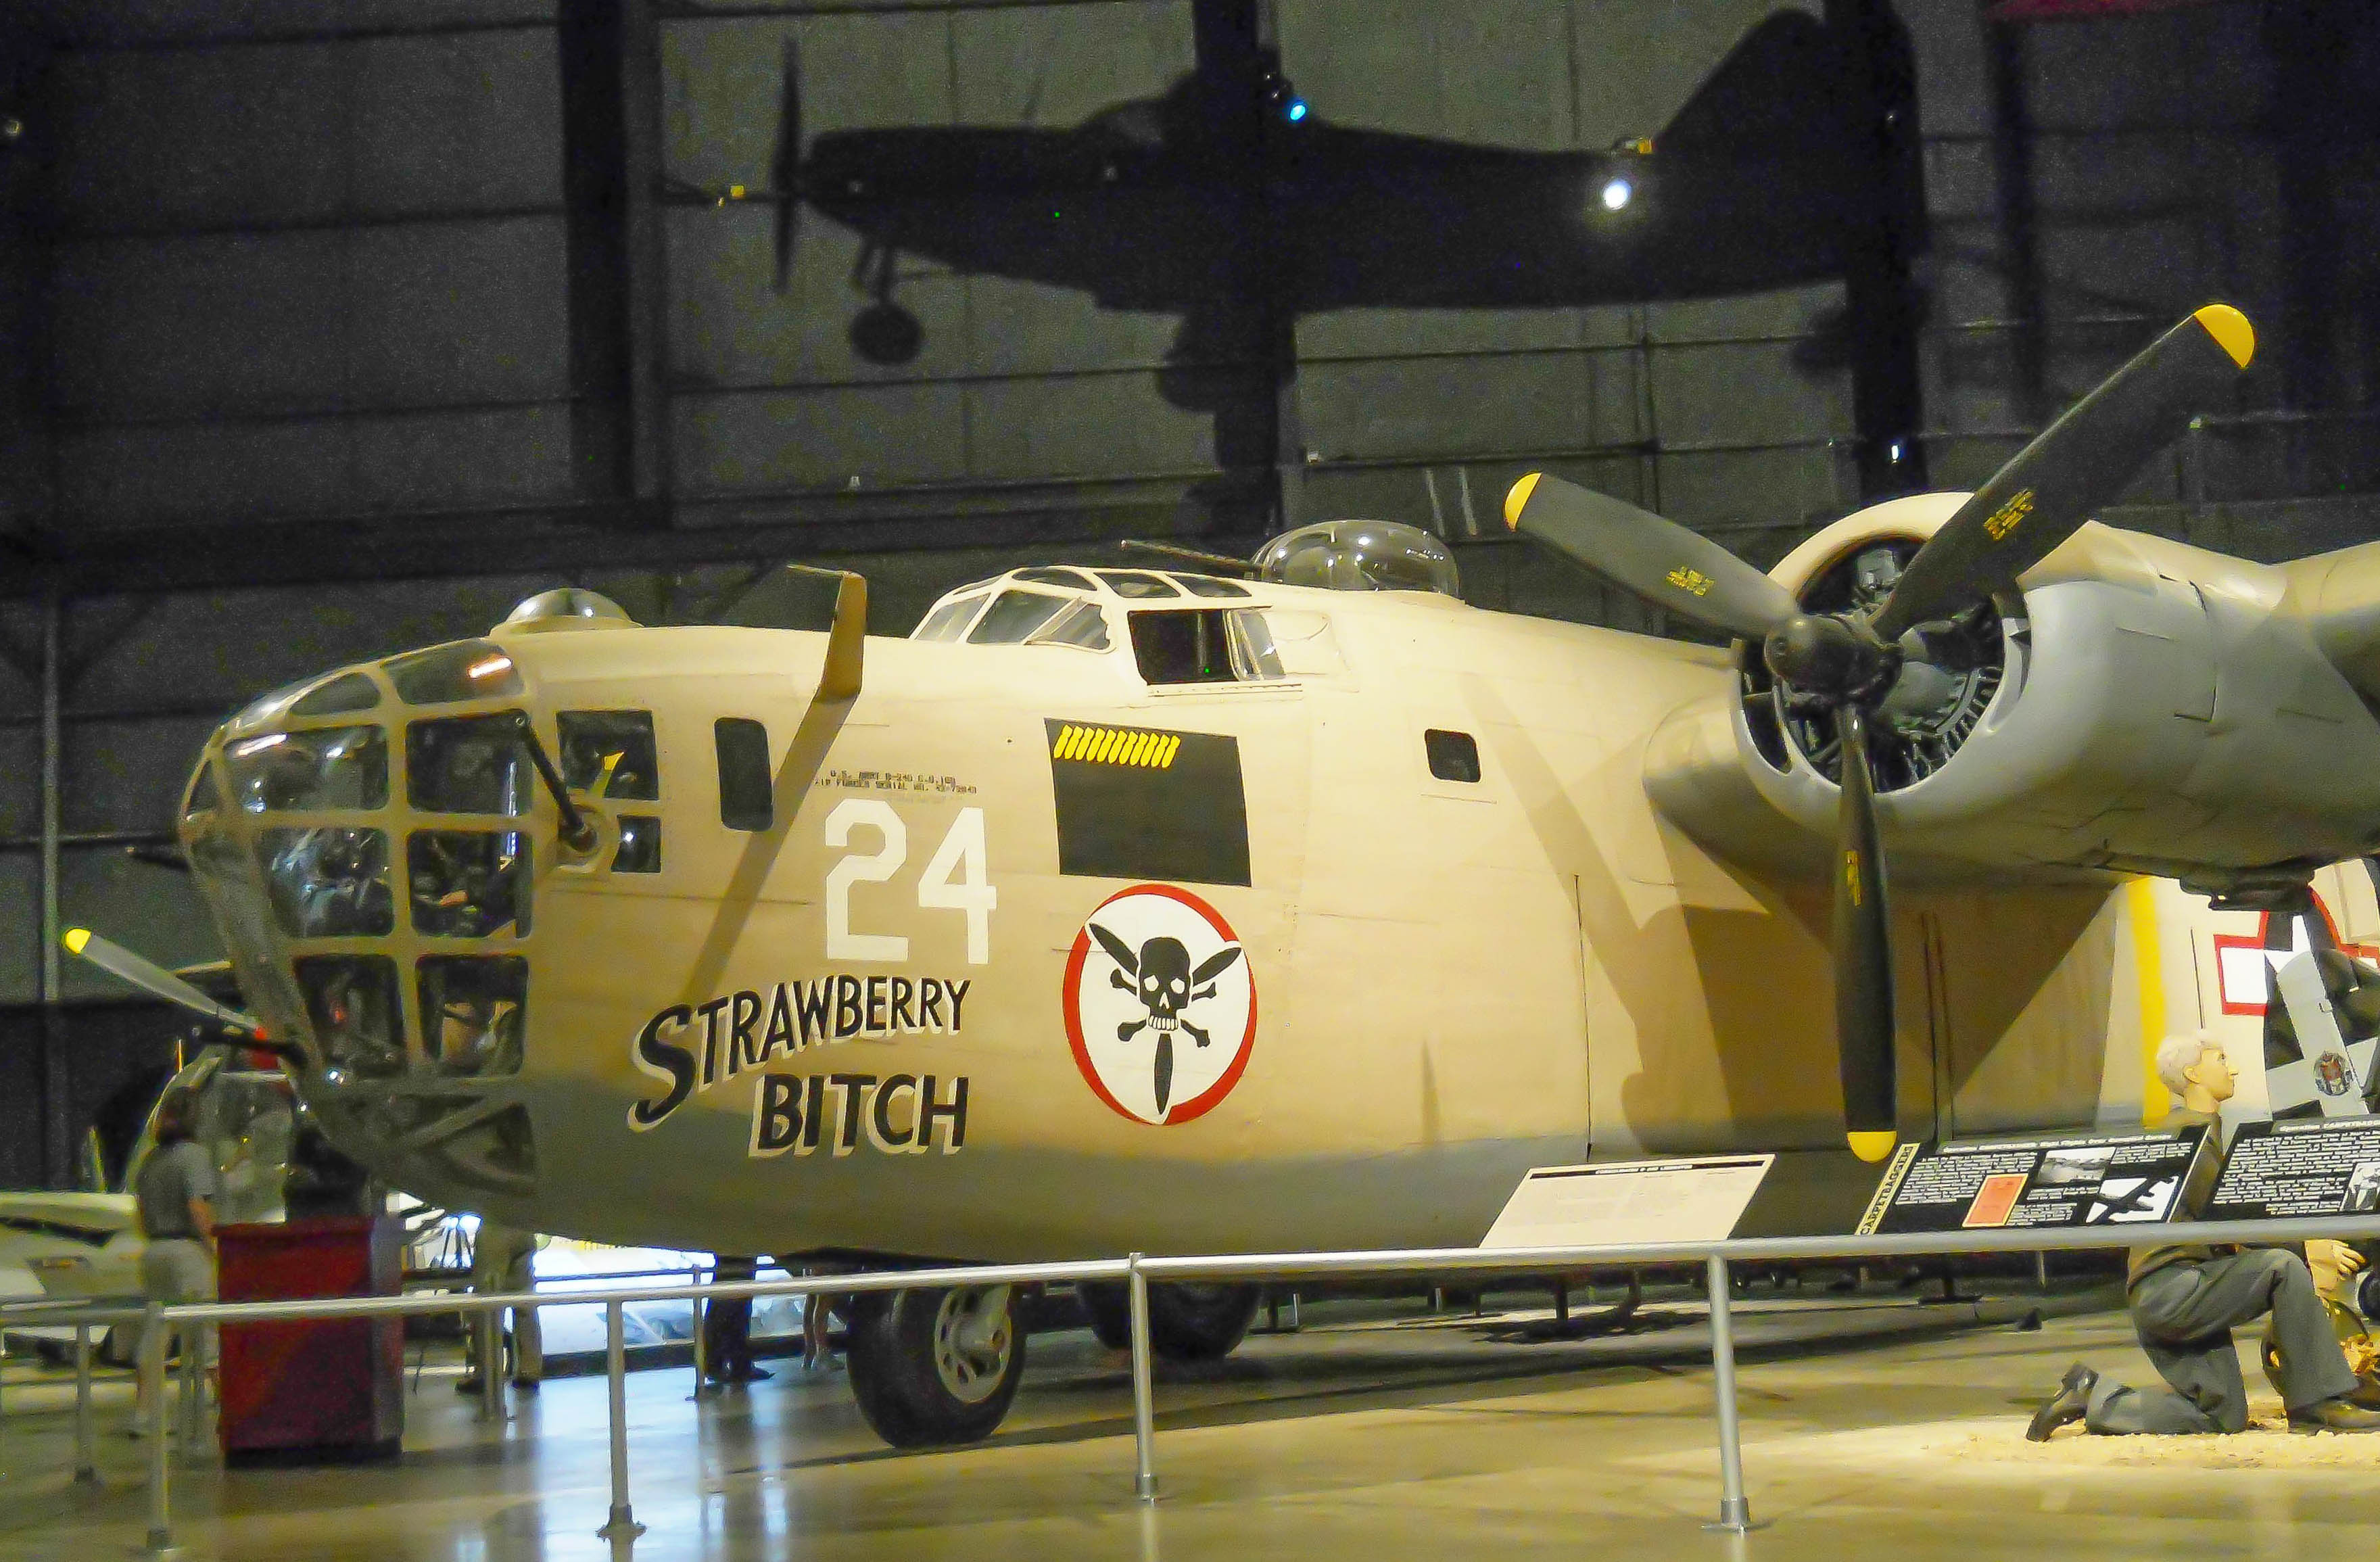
1982;488;2034;543
1051;724;1182;768
1666;566;1715;597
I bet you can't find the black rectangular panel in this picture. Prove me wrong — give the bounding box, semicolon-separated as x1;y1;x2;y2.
1046;719;1249;886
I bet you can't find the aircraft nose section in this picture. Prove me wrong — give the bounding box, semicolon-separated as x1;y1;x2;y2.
178;645;550;1204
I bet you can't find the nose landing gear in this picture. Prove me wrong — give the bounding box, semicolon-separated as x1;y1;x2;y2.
844;1283;1024;1447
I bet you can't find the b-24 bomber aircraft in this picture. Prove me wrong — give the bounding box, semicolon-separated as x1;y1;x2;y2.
85;304;2380;1446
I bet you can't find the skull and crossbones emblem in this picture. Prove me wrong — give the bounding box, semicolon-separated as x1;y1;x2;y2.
1088;924;1242;1114
1064;885;1257;1125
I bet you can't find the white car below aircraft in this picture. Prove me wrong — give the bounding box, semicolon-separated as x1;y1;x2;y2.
65;305;2380;1448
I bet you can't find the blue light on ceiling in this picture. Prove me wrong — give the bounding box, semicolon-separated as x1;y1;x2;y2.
1285;99;1308;123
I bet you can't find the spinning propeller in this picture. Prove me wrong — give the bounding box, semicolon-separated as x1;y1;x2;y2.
1504;304;2256;1160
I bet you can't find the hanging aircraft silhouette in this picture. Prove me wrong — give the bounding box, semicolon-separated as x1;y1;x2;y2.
671;12;1871;375
86;302;2380;1452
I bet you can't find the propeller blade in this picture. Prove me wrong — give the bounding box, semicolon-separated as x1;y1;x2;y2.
1870;304;2254;641
770;38;803;291
1504;472;1800;641
1830;707;1897;1162
62;928;266;1041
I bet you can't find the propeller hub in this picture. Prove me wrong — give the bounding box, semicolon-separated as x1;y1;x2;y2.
1762;613;1900;702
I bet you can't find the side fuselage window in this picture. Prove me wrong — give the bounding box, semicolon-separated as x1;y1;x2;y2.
715;718;773;832
1128;609;1285;685
1425;730;1482;783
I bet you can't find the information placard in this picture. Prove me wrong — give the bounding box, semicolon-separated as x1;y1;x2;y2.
1481;1155;1774;1248
2206;1117;2380;1220
1854;1128;2212;1235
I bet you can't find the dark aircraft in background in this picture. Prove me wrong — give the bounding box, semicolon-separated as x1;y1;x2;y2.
676;12;1885;381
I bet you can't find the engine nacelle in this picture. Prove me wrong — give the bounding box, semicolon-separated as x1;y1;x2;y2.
1648;493;2380;890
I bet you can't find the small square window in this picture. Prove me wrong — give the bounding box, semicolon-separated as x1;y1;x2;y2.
558;711;659;801
1425;729;1481;783
715;718;773;831
614;815;662;873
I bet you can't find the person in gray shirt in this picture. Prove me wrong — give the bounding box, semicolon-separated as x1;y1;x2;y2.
132;1088;218;1432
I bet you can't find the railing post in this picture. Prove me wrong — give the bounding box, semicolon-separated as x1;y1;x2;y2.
1703;1253;1755;1534
142;1303;170;1553
177;1312;204;1454
478;1304;504;1421
598;1299;644;1540
73;1320;97;1482
1128;1256;1158;1503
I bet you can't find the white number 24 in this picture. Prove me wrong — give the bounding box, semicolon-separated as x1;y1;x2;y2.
824;799;996;965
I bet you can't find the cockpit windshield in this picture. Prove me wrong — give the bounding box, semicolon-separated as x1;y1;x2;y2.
912;593;987;642
967;590;1071;644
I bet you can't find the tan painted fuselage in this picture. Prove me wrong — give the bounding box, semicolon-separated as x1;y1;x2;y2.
178;567;2155;1263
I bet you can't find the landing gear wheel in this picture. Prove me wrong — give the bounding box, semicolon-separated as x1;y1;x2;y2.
1076;1282;1133;1350
1076;1281;1260;1362
845;1285;1024;1448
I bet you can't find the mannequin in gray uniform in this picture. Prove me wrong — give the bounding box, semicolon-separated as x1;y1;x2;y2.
131;1089;217;1430
2028;1033;2380;1438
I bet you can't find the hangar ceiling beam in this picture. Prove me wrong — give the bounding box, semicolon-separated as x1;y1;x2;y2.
1826;0;1930;500
558;0;672;524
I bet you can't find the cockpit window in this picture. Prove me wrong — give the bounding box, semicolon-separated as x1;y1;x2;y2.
1097;571;1180;599
408;714;529;817
1128;609;1284;685
258;826;396;937
558;711;659;801
295;955;405;1079
1026;599;1112;651
968;590;1070;644
385;641;523;706
1016;567;1097;590
1173;574;1252;598
912;593;987;642
418;955;527;1078
183;760;221;820
289;672;383;718
408;830;532;939
228;726;388;813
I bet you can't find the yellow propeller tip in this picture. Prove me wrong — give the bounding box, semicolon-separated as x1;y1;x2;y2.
1502;472;1542;529
2193;304;2254;370
62;928;91;955
1847;1130;1897;1164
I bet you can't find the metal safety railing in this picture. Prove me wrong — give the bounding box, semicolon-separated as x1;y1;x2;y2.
9;1213;2380;1553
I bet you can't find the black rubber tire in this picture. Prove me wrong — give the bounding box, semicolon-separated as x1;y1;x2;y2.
1149;1282;1260;1361
1076;1282;1133;1350
1076;1281;1259;1363
844;1285;1025;1448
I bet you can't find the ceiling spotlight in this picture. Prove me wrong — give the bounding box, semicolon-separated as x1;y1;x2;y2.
1285;98;1308;123
1599;177;1633;212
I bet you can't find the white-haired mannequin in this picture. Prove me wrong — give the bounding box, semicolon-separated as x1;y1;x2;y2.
2028;1031;2377;1438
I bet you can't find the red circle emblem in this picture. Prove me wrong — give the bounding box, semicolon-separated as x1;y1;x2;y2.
1062;884;1256;1125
